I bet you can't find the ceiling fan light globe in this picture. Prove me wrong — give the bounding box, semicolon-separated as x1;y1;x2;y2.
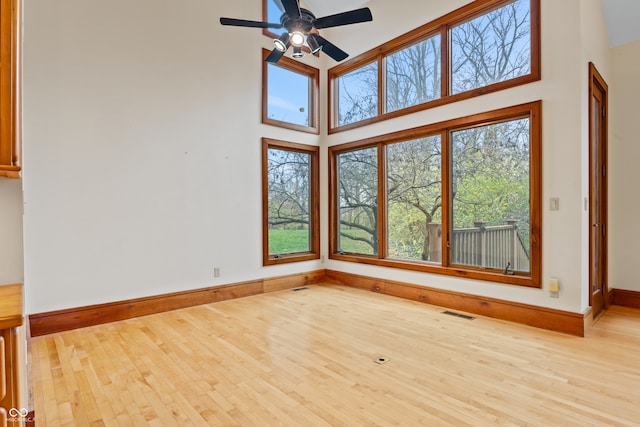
290;31;305;47
292;46;304;58
307;35;321;54
274;33;290;52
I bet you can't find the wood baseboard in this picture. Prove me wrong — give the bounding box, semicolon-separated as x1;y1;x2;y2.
29;270;326;337
324;270;586;336
610;288;640;309
29;268;591;337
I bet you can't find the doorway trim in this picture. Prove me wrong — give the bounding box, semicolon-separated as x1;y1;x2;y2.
588;62;609;319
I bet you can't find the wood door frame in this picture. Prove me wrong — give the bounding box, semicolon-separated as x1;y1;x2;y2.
588;62;609;318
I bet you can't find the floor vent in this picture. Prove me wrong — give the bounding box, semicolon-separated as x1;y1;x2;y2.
442;310;476;320
374;357;389;365
292;287;309;291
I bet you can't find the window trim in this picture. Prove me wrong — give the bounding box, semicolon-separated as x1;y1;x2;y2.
0;0;21;178
262;138;320;266
328;101;542;287
262;49;320;134
328;0;540;133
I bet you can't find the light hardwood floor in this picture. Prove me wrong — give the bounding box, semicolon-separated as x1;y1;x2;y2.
31;284;640;426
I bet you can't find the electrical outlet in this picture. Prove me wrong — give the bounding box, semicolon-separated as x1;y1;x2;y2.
214;267;220;277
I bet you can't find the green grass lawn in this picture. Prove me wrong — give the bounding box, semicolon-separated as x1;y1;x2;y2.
268;228;376;255
268;229;310;254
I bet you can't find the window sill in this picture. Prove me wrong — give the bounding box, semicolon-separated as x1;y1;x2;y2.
329;253;540;288
264;252;320;266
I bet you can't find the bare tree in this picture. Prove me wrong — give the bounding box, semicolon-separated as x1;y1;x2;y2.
451;0;530;93
386;35;441;113
267;149;310;231
386;137;442;260
337;63;378;127
336;147;378;254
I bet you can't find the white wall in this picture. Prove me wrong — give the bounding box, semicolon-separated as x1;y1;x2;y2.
324;0;598;313
23;0;322;313
22;0;614;315
609;40;640;292
0;179;23;284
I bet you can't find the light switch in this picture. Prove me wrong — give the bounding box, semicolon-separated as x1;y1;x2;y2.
550;198;560;211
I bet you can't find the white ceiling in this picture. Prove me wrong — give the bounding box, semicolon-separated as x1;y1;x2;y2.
602;0;640;47
300;0;640;49
303;0;370;17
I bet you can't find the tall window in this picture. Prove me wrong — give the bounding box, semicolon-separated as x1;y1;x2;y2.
387;136;442;262
263;139;319;265
329;102;541;287
329;0;540;132
336;147;379;255
262;50;319;134
450;118;531;272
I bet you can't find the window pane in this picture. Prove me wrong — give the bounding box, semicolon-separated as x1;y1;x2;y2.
337;147;378;255
386;35;441;113
451;118;531;272
451;0;530;94
267;0;287;37
387;136;442;262
267;63;310;127
267;148;311;255
337;62;378;127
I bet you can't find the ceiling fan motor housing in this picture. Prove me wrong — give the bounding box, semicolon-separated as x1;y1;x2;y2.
280;8;316;34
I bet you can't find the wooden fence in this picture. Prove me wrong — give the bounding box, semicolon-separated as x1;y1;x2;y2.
428;220;530;272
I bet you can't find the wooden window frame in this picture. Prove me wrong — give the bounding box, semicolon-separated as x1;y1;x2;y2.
0;0;20;178
262;138;320;266
329;101;542;288
262;49;320;134
328;0;540;133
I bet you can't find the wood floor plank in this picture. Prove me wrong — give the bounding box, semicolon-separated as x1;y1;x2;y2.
31;284;640;426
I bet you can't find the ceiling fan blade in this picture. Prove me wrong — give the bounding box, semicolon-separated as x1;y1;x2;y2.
312;8;373;29
220;17;283;29
265;48;287;63
313;35;349;62
280;0;301;18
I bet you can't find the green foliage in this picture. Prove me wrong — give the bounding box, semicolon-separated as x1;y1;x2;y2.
387;203;429;260
452;119;531;249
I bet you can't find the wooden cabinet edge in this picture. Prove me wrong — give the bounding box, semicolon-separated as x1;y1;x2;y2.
0;166;21;179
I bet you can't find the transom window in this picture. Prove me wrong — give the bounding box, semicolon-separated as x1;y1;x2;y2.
330;0;540;132
329;101;541;287
262;49;319;133
262;138;320;265
262;0;288;39
386;34;441;113
336;61;378;128
451;0;531;94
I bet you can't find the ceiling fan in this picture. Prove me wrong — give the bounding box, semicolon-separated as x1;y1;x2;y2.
219;0;373;63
